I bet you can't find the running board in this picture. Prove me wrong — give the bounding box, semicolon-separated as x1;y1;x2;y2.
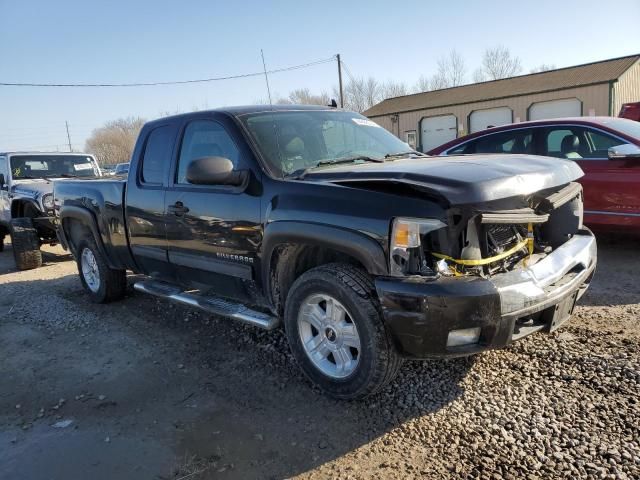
133;280;280;331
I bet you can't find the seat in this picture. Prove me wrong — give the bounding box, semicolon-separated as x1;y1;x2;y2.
560;134;582;159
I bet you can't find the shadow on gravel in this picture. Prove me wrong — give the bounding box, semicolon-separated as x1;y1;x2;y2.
577;232;640;307
1;270;473;480
0;243;72;276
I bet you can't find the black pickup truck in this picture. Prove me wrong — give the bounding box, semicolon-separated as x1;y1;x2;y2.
54;105;597;399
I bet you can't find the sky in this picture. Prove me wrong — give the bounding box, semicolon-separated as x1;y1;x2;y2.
1;0;639;152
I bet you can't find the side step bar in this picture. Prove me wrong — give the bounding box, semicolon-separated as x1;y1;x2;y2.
133;280;280;331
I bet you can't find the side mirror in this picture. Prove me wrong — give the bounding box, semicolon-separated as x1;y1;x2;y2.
608;143;640;160
186;156;247;186
0;173;6;190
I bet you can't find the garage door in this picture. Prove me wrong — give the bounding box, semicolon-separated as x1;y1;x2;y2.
469;107;513;133
420;115;457;152
529;98;581;120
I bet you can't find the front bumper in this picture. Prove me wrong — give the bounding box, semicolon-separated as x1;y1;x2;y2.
375;230;597;359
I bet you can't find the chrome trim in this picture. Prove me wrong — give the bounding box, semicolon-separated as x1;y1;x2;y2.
133;280;280;330
585;210;640;217
491;232;597;317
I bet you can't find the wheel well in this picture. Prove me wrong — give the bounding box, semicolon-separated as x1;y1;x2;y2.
270;244;367;316
11;200;40;219
62;218;93;257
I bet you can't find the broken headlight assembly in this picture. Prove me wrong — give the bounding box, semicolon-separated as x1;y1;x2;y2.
390;218;446;277
42;193;54;210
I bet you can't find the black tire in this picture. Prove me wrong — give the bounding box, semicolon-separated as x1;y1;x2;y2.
284;263;403;400
76;237;127;303
0;235;4;252
9;218;42;270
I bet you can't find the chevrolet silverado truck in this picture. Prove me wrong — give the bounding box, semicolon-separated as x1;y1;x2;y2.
0;152;101;270
54;105;597;399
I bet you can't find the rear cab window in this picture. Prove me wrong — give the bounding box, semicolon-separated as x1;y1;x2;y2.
140;125;177;185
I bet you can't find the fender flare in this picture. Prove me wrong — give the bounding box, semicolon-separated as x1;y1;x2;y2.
58;205;117;269
260;221;388;292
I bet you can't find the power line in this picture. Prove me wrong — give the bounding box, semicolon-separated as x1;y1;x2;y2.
0;56;337;88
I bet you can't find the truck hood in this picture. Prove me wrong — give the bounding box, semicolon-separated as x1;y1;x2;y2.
302;154;584;205
11;179;54;199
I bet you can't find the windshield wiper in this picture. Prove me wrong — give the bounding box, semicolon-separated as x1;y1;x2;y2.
285;155;384;179
52;173;79;178
384;150;429;159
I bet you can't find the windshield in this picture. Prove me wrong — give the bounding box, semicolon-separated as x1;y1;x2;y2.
9;155;99;179
239;110;415;177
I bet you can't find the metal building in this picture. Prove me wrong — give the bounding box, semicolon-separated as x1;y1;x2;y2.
363;54;640;152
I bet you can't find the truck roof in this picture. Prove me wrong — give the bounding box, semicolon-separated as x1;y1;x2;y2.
146;104;337;125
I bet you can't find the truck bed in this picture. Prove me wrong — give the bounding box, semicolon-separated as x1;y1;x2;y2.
54;178;136;270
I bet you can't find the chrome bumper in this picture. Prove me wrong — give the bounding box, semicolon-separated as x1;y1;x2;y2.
491;231;597;318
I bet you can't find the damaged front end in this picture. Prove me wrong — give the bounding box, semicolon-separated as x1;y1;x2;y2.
379;181;597;359
390;182;584;279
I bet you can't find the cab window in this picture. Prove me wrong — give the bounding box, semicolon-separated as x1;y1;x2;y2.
141;125;176;184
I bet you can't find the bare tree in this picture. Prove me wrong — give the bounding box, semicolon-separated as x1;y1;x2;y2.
380;80;409;99
476;46;522;81
85;117;146;166
428;50;467;90
530;63;556;74
413;74;431;93
277;88;331;105
333;76;382;113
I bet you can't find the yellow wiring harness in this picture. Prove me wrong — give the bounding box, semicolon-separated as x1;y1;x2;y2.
432;223;534;268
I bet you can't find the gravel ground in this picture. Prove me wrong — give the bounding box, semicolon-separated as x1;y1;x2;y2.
0;235;638;479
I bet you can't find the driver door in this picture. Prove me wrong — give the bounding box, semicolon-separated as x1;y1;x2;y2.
163;115;262;300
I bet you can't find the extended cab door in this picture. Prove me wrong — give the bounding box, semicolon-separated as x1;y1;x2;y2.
125;122;179;279
163;114;262;300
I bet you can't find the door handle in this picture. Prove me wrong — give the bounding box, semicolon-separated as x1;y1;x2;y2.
168;201;190;216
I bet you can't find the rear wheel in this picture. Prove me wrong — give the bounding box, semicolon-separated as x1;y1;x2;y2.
9;218;42;270
284;263;403;400
76;237;126;303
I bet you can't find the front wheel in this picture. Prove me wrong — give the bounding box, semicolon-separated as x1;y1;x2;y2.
76;238;127;303
284;263;403;400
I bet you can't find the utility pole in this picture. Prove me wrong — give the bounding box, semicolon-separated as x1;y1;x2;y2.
260;49;273;106
337;54;344;108
65;121;73;152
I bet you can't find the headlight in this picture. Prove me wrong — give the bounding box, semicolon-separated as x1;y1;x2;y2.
42;193;54;210
390;218;446;277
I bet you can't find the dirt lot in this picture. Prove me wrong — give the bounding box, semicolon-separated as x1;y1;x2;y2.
1;236;639;479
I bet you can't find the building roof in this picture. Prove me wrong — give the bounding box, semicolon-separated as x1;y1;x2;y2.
364;54;640;117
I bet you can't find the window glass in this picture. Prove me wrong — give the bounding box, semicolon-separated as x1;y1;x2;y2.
543;126;624;160
177;120;240;184
546;129;574;157
142;126;175;184
585;129;624;158
466;130;533;155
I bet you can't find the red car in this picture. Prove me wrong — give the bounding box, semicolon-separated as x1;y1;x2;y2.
428;117;640;232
